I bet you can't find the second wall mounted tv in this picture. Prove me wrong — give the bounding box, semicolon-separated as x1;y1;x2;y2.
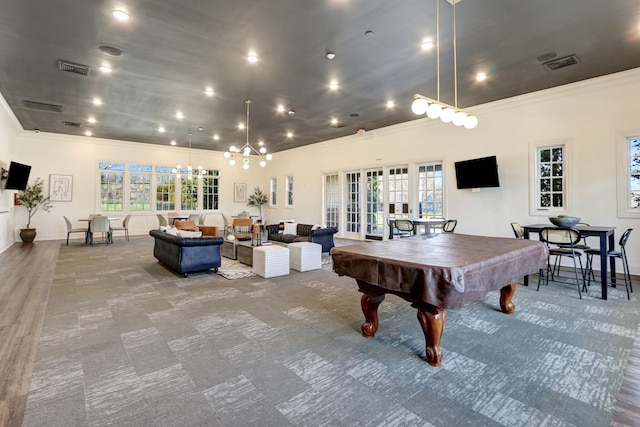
454;155;499;189
4;161;32;190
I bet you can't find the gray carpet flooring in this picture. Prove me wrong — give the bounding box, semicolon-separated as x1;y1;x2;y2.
22;236;640;426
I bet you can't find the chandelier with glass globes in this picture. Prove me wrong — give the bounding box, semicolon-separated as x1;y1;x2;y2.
224;99;273;169
172;132;207;180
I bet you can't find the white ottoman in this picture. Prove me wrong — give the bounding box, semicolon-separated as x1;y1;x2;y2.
253;245;290;278
288;242;322;272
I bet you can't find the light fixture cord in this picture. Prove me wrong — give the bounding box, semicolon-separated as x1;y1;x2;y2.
436;0;440;102
246;99;251;148
453;0;457;108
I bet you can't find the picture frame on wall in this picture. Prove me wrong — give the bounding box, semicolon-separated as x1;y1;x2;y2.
234;182;247;203
49;174;73;202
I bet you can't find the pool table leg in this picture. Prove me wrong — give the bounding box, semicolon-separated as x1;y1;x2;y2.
358;282;385;337
499;283;517;314
414;304;447;367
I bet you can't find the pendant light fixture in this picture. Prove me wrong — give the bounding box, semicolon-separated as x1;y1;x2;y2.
411;0;478;129
172;133;207;180
224;99;273;169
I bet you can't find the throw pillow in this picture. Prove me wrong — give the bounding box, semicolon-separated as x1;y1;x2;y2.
165;227;179;236
177;230;203;238
283;222;298;235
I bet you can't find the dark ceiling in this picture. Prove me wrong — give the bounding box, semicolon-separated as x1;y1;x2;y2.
1;0;640;153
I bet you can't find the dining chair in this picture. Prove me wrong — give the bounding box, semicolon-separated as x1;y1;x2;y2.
111;214;131;242
188;213;200;223
157;214;168;227
198;212;207;225
89;215;112;246
538;227;585;298
63;216;88;246
394;219;414;237
510;222;524;239
554;222;591;279
585;228;633;300
443;219;457;233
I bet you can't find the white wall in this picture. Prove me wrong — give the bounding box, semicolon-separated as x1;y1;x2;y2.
2;68;640;274
5;130;264;243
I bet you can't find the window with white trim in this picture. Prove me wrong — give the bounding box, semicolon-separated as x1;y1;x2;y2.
99;162;124;212
345;172;361;233
202;170;220;210
286;176;294;206
180;177;198;210
387;166;408;218
617;133;640;217
324;173;339;228
418;162;443;218
270;177;277;206
129;164;152;211
532;143;566;213
156;166;177;211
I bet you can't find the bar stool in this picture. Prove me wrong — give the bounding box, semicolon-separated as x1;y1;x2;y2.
585;228;633;300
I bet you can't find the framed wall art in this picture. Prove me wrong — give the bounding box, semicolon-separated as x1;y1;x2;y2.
234;182;247;203
49;174;73;202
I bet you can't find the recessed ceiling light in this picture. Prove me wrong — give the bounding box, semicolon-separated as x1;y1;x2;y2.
170;140;176;146
326;52;336;60
247;53;258;63
99;65;112;73
329;81;339;90
158;126;165;133
421;40;434;50
365;30;374;37
258;141;264;146
198;126;204;131
213;134;219;140
286;132;293;138
238;123;245;130
87;117;96;124
85;130;93;136
475;73;488;81
330;118;338;125
205;87;214;96
276;105;285;113
386;101;395;108
111;9;130;21
92;97;102;106
176;111;184;119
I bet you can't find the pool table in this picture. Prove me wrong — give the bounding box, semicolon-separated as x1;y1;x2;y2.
331;234;548;366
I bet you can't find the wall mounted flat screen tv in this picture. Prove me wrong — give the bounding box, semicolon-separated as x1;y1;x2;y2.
454;155;499;189
4;161;32;190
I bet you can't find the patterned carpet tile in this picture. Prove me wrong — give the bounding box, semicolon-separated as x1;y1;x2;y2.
21;236;640;426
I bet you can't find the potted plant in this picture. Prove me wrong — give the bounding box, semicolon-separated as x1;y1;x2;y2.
18;177;53;243
247;187;268;223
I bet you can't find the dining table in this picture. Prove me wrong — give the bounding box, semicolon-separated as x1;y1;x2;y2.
388;218;448;239
522;223;617;300
79;217;119;245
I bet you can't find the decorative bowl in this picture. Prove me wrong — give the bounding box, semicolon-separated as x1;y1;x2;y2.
549;216;580;228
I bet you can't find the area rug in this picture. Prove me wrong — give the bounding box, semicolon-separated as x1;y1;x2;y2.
23;236;640;426
217;257;256;279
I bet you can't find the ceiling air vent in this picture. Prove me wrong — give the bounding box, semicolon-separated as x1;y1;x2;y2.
57;59;91;76
22;100;63;112
62;121;82;127
542;54;580;71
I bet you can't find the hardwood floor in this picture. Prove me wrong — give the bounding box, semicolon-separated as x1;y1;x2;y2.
0;241;59;427
0;239;638;426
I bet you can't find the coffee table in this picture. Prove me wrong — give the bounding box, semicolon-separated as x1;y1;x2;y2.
221;240;280;266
